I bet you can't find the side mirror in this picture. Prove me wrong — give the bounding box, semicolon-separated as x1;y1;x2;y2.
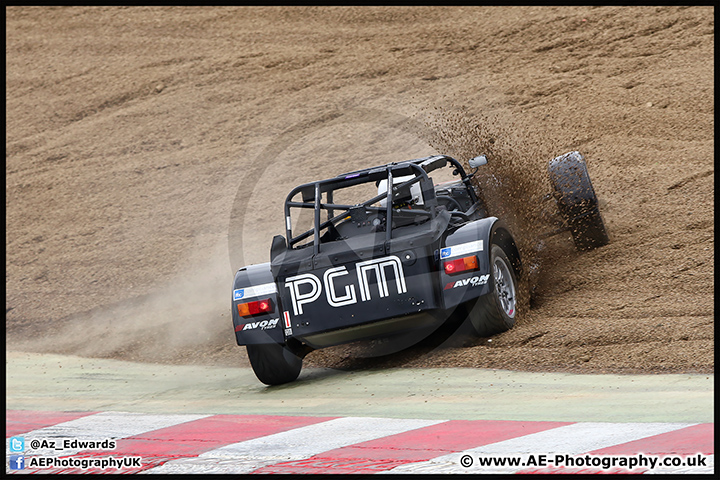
468;154;488;169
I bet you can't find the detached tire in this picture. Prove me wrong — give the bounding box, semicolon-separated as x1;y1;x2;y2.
469;244;518;337
246;343;302;386
548;151;610;251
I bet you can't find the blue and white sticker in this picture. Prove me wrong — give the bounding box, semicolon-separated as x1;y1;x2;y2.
233;282;277;301
440;240;484;259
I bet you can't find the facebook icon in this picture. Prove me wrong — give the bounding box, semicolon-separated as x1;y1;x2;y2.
9;455;25;470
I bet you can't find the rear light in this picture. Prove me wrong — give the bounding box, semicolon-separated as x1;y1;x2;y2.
444;255;479;275
237;298;273;317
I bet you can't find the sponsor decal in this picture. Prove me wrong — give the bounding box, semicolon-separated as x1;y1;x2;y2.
233;282;277;301
236;318;280;332
444;274;490;290
283;312;293;336
323;266;357;307
356;256;407;302
284;273;323;316
284;255;407;316
283;311;292;328
440;240;484;259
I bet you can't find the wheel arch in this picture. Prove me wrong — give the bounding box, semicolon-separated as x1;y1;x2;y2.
489;223;522;280
440;217;521;309
232;262;286;346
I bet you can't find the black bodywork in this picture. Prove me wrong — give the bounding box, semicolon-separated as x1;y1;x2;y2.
232;155;518;350
231;151;608;384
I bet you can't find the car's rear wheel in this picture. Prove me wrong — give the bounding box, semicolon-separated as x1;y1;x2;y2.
548;151;609;251
246;343;302;386
468;244;517;337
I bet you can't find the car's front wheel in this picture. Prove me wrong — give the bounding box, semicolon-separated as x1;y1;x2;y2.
468;244;518;337
548;151;609;251
246;343;303;386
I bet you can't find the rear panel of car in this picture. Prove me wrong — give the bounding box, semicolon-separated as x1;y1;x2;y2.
273;219;445;341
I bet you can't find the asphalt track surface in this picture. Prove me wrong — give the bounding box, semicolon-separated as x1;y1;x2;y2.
6;352;714;474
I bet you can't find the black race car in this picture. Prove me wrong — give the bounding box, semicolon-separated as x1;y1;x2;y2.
232;152;608;385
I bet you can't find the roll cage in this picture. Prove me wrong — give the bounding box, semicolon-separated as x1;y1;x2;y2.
282;155;478;254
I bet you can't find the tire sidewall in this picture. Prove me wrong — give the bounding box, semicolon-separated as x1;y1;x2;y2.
490;244;517;329
467;243;518;337
246;343;302;386
548;152;609;250
549;153;598;219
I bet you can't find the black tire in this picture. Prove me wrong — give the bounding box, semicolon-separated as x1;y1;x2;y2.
468;244;518;337
246;343;302;386
548;151;609;251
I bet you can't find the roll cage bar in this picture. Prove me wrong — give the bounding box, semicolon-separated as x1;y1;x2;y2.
283;155;477;254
